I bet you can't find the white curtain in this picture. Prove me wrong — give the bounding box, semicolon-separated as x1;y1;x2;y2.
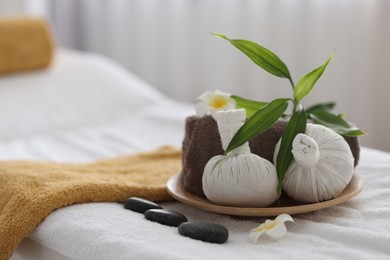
6;0;390;152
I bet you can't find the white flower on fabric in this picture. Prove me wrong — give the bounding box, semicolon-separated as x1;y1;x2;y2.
249;214;294;243
195;90;236;118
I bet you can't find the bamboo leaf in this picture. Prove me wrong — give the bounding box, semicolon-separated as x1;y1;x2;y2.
225;98;289;154
231;95;268;118
213;33;292;80
309;110;366;137
294;51;334;102
306;102;336;114
276;106;307;195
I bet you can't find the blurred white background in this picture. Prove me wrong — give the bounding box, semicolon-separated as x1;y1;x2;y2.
0;0;389;151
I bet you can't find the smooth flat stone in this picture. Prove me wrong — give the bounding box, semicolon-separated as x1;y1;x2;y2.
178;222;229;244
144;209;188;227
124;197;162;214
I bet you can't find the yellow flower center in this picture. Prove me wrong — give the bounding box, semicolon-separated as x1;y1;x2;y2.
255;220;277;232
264;220;277;229
209;96;229;109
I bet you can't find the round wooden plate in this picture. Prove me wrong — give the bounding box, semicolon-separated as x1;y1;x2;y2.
167;173;363;217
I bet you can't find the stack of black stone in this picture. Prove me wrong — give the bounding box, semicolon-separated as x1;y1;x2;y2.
124;197;229;244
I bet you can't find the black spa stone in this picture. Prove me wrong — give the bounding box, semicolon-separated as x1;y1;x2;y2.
144;209;188;227
178;222;229;244
124;197;162;214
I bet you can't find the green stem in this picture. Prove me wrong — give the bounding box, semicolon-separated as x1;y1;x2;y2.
292;100;298;113
288;77;298;113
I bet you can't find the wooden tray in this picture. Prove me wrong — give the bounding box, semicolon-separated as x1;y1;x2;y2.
167;173;363;217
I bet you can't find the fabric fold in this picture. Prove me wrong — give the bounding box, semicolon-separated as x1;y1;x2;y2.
0;146;180;259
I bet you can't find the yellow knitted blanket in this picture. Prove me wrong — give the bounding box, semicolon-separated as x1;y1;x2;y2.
0;146;181;259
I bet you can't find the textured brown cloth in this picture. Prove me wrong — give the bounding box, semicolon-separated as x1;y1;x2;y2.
0;17;54;75
0;146;180;260
182;116;360;197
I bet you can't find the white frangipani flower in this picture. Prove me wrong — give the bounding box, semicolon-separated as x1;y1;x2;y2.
249;214;294;243
195;90;236;118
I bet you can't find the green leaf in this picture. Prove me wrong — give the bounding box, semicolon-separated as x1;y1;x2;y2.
276;106;307;195
213;33;292;80
225;98;289;155
309;110;366;137
231;95;268;118
294;51;334;102
306;102;336;114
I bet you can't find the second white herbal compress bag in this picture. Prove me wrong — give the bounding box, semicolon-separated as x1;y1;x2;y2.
274;123;355;203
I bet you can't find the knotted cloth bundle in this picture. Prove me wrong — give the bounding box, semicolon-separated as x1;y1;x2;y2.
182;116;360;197
0;146;181;259
0;17;54;75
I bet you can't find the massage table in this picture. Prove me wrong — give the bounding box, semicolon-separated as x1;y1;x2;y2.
1;49;389;260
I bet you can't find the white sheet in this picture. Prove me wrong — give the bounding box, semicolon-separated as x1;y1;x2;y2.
0;49;192;161
1;49;389;259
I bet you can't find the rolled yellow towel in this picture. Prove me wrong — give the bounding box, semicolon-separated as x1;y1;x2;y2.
0;17;55;75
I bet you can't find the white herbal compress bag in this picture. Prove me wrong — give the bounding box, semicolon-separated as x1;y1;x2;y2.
202;109;278;207
274;123;355;203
